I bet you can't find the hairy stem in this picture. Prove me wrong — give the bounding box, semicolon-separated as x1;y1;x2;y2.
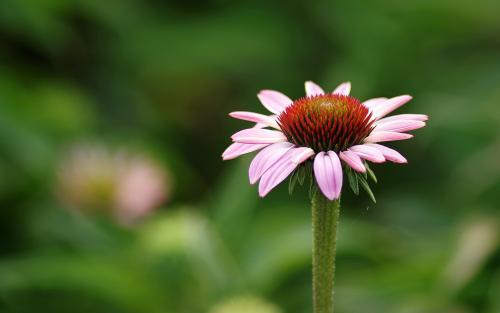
311;192;341;313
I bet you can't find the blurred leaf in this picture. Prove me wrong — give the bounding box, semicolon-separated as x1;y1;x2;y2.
440;216;499;293
137;209;239;297
0;255;167;313
206;158;260;253
241;206;311;293
209;294;282;313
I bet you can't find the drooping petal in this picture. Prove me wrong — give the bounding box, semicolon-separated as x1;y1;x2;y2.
257;90;293;114
364;131;413;143
374;120;426;132
364;143;407;163
254;122;268;129
314;151;342;200
349;144;385;163
332;82;351;96
328;151;343;198
313;153;331;199
375;114;428;124
258;148;308;197
305;81;325;97
339;150;366;172
222;143;269;160
370;95;412;120
248;142;294;184
291;147;315;164
231;128;288;144
229;111;280;129
251;120;268;129
363;97;388;109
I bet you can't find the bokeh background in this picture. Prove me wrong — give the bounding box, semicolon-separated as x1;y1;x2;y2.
0;0;499;312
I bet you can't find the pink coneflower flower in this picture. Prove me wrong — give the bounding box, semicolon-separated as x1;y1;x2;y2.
222;81;427;200
57;144;170;225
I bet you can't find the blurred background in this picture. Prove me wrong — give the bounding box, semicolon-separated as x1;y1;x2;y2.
0;0;499;312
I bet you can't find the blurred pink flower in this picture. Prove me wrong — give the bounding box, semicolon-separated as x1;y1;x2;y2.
114;157;169;224
223;81;427;200
57;145;170;225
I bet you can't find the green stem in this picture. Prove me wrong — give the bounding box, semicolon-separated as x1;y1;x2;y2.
311;192;340;313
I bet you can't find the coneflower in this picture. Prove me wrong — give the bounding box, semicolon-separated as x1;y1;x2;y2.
222;81;427;313
57;144;170;226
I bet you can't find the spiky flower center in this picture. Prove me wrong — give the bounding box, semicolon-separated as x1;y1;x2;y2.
278;94;374;152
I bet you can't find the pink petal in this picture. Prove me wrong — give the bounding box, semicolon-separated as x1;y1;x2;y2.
328;151;343;198
370;95;412;120
229;111;280;129
314;153;331;199
362;97;388;108
222;143;269;160
364;143;407;163
291;147;315;164
339;150;366;172
305;81;325;97
257;90;293;115
332;82;351;96
349;144;385;163
374;120;426;132
313;151;343;200
258;150;298;197
231;128;287;144
375;114;428;124
364;131;413;143
248;142;294;184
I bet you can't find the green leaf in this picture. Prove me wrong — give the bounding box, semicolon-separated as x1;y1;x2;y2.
358;175;377;203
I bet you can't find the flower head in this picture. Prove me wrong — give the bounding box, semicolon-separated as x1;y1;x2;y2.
278;94;374;152
223;81;427;201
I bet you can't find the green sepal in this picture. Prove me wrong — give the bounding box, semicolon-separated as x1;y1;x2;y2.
364;162;377;183
358;174;377;203
288;163;311;195
309;172;317;199
346;167;359;195
361;169;368;180
297;163;308;186
288;169;299;195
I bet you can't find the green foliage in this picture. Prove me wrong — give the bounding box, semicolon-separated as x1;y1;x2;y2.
0;0;499;313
